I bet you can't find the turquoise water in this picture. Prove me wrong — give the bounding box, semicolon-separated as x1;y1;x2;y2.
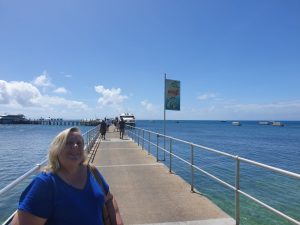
134;120;300;225
0;121;299;224
0;124;93;223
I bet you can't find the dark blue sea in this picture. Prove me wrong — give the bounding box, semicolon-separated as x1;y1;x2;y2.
0;121;299;225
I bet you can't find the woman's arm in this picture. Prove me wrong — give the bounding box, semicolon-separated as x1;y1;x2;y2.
106;192;124;225
11;210;47;225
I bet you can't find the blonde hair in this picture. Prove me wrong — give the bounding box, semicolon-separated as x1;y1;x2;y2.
44;127;87;173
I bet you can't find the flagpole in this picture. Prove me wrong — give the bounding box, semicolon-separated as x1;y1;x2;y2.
164;73;166;161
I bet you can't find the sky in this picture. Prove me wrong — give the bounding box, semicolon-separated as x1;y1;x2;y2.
0;0;300;120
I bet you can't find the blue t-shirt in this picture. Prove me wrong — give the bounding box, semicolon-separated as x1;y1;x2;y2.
18;169;109;225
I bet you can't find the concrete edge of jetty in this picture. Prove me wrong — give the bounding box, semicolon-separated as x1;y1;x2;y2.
91;126;235;225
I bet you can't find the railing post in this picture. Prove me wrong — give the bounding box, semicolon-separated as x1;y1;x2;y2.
142;130;145;150
163;134;166;161
138;129;140;146
169;139;172;173
87;132;89;149
235;156;240;225
191;144;194;192
156;134;159;162
148;132;150;155
87;132;90;152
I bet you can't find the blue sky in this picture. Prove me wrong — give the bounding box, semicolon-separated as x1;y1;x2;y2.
1;0;300;120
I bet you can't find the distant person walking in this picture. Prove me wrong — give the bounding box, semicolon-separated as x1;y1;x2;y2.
114;121;120;132
119;118;125;139
100;120;107;140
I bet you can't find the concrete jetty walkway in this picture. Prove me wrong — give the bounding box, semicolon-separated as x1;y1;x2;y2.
91;127;235;225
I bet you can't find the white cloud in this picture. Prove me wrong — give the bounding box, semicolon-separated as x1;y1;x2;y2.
32;71;53;87
0;80;87;111
197;93;216;100
95;85;128;107
39;95;88;109
227;101;300;115
193;99;300;120
0;80;42;107
226;101;291;111
59;72;72;78
141;100;155;111
53;87;68;94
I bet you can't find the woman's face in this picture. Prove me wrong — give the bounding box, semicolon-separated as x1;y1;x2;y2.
59;131;84;168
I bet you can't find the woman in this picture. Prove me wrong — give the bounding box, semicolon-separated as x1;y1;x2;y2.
12;127;123;225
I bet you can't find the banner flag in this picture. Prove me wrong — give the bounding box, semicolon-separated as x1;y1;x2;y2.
165;79;180;110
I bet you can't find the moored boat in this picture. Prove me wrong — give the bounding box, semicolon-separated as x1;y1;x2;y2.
232;121;241;126
272;121;284;126
0;114;29;124
258;121;271;125
119;113;135;127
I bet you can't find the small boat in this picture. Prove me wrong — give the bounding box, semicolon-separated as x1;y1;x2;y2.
232;121;241;126
272;121;284;126
258;121;271;125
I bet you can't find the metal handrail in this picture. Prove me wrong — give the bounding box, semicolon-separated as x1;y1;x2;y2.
0;161;47;197
0;125;100;224
126;125;300;225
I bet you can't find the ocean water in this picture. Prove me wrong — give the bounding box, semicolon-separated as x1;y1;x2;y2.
0;121;299;224
134;120;300;225
0;124;93;223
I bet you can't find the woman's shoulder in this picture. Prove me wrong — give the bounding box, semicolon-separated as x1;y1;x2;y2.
34;171;55;184
19;172;55;202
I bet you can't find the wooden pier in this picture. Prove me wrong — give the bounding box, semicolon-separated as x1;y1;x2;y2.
89;126;235;225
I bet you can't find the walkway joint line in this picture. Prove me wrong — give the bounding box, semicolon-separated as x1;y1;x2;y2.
96;163;164;168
